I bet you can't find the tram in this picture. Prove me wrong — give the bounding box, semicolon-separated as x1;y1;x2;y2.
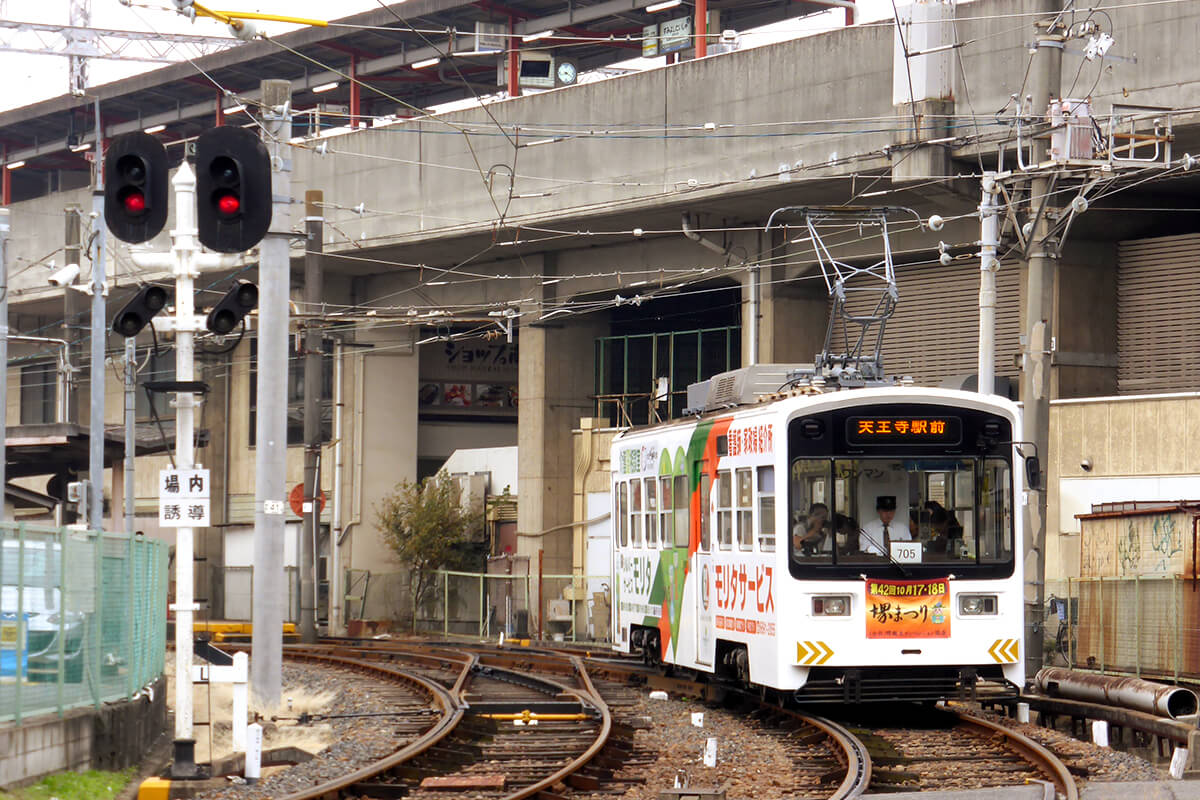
610;364;1029;703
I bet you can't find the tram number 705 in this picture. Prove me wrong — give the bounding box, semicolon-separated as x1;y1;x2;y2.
890;541;922;564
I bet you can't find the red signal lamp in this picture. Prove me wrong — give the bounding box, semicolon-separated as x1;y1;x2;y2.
120;189;146;215
217;193;240;216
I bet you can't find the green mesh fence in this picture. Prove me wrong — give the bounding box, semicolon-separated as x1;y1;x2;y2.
0;523;168;723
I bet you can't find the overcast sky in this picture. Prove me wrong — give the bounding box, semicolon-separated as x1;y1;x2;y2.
0;0;897;113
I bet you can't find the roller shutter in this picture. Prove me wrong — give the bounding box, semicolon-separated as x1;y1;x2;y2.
1117;233;1200;394
826;259;1022;387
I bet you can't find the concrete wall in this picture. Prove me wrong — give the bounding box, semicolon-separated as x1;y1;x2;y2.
0;676;166;789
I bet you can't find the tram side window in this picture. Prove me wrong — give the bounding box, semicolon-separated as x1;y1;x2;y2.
660;476;673;546
790;459;833;563
630;479;643;547
673;474;689;547
736;467;753;550
757;466;775;552
699;470;712;552
618;481;629;548
645;478;658;548
716;470;733;549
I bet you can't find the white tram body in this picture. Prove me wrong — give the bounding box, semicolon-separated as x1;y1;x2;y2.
610;375;1026;702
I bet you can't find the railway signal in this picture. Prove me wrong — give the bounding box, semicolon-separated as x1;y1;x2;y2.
104;132;169;243
112;284;170;337
206;281;259;334
195;126;272;253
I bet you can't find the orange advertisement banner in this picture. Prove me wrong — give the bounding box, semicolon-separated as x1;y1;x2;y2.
865;578;951;639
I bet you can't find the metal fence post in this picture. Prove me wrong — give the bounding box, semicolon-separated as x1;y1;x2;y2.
1175;576;1182;681
479;574;485;638
1135;575;1141;677
15;524;24;723
443;571;449;638
1067;576;1074;668
57;527;66;715
1099;576;1106;674
127;532;135;697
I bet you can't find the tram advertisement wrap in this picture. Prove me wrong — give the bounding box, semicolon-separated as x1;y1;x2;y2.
864;578;951;639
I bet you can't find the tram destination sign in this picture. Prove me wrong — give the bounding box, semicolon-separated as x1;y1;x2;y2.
846;416;962;446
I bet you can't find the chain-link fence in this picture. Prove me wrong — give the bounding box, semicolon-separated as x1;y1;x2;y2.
0;523;168;723
1045;576;1200;681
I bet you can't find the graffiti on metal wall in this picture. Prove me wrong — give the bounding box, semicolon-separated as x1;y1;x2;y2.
1112;513;1184;577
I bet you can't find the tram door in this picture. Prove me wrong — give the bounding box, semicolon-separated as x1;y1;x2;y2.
695;463;714;666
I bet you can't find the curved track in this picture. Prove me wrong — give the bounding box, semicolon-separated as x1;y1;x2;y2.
255;642;1079;800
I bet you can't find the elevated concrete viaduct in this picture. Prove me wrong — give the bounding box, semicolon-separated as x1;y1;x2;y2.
3;0;1200;629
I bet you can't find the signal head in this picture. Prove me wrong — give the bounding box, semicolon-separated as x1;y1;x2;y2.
112;284;170;338
206;280;259;335
104;132;168;244
195;126;271;253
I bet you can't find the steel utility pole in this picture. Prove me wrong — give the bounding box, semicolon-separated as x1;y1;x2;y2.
1021;4;1064;678
250;79;292;707
88;97;106;529
299;190;323;643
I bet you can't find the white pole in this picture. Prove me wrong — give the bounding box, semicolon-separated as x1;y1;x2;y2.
171;161;200;773
245;722;262;784
977;172;1001;395
231;651;249;752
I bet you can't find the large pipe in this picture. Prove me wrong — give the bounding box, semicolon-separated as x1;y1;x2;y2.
1036;667;1199;719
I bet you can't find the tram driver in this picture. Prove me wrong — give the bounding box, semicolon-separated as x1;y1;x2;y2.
858;495;911;556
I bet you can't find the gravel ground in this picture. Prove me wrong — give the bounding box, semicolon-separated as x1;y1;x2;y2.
187;662;407;800
172;660;1173;800
582;691;836;800
972;705;1170;783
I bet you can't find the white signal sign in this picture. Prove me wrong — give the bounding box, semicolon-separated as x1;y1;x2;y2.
159;468;211;527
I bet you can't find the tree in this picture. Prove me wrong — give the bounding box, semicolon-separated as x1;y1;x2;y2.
376;473;483;630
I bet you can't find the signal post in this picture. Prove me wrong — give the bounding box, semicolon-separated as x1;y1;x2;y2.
111;124;268;778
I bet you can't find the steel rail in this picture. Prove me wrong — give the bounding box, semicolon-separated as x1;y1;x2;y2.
955;709;1079;800
786;712;872;800
499;654;614;800
273;650;467;800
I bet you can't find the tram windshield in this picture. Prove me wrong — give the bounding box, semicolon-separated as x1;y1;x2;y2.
788;456;1014;571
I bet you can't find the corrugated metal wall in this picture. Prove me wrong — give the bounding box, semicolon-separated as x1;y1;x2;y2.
1118;233;1200;394
827;259;1022;386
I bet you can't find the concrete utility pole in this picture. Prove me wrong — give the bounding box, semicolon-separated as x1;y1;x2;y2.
250;79;291;708
977;173;1001;395
299;189;323;643
1021;4;1064;679
88;97;106;529
0;207;8;520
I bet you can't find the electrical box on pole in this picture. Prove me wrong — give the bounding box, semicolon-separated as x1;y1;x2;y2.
112;285;169;338
104;132;169;244
195;126;272;253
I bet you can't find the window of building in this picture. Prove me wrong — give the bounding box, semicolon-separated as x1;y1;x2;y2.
249;338;334;446
19;362;56;424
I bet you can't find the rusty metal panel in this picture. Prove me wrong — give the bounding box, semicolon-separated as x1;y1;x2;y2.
1081;508;1194;578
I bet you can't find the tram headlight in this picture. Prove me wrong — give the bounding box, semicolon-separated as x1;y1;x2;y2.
958;594;998;615
812;595;851;616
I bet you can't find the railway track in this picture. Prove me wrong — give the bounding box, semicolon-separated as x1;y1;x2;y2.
215;642;1080;800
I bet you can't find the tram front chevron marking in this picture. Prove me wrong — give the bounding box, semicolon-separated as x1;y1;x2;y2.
988;638;1019;663
796;640;834;665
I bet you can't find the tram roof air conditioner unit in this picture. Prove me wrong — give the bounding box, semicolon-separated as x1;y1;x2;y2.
686;363;814;414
